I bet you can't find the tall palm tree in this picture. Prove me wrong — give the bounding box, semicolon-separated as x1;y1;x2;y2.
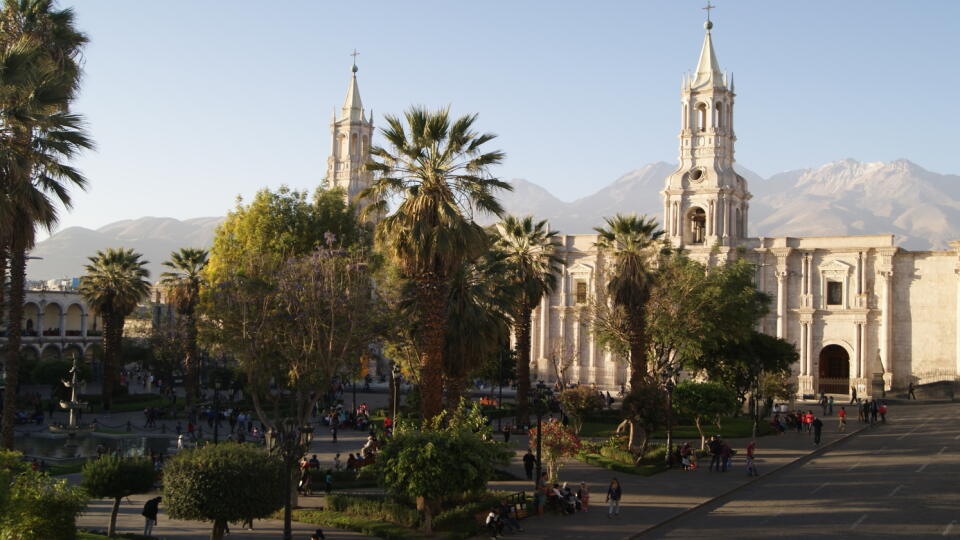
594;214;665;387
360;106;509;419
443;249;514;408
493;215;561;424
0;0;90;449
160;248;209;407
79;249;151;410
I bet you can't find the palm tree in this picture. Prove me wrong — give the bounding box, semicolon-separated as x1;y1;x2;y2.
594;214;665;387
0;1;90;449
160;248;209;407
79;249;151;410
443;249;514;407
493;215;562;424
360;106;509;419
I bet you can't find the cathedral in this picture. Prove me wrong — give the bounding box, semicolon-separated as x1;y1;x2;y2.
326;20;960;398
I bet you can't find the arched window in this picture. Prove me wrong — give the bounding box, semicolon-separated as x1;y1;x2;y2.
715;102;723;129
687;207;707;244
361;135;368;155
696;103;707;132
350;133;358;157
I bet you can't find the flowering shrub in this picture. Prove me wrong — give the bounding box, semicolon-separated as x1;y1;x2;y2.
529;419;581;483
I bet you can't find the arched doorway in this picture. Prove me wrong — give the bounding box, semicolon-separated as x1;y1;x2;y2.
818;345;850;394
686;207;706;244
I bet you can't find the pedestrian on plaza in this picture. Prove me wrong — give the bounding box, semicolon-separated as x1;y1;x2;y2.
578;481;590;512
324;469;333;494
804;411;814;433
795;410;803;433
857;399;865;423
176;434;184;450
745;441;758;477
812;416;823;445
142;496;161;537
523;450;536;480
331;424;338;443
879;401;887;423
908;382;917;400
502;424;511;444
708;435;722;471
719;441;733;472
850;386;858;404
819;393;828;416
310;528;326;540
828;396;834;416
605;478;622;518
838;407;847;432
334;452;342;471
870;400;879;424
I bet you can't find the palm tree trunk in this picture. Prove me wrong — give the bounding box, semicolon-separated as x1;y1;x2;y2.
627;310;647;388
2;238;26;450
416;275;448;421
184;310;198;407
515;305;533;426
445;375;464;410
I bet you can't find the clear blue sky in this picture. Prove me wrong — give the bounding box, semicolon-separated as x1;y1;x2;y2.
49;0;960;237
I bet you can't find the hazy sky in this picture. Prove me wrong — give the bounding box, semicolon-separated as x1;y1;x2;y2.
46;0;960;237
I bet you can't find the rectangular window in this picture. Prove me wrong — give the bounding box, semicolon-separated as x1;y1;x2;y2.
826;281;843;306
575;281;588;305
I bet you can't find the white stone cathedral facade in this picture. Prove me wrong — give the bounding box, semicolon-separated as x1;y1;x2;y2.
326;22;960;398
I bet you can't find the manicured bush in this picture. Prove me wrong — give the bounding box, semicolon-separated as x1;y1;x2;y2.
163;442;284;540
81;456;156;536
0;469;87;540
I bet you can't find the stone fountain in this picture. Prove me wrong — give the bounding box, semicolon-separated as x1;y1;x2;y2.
48;355;95;435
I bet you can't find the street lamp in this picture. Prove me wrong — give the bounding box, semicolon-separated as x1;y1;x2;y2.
497;349;504;431
391;362;401;423
660;366;678;468
533;381;548;491
212;380;221;443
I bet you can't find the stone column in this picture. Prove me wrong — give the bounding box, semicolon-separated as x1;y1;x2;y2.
664;199;671;237
878;268;894;390
81;313;88;337
804;320;815;394
539;296;549;380
573;311;582;383
798;323;807;375
722;195;730;240
772;249;791;338
59;310;66;338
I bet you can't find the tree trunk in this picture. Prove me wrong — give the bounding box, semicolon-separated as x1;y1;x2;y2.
211;519;228;540
282;459;294;540
417;496;434;535
415;276;449;421
445;375;464;410
2;238;26;450
627;310;647;389
109;496;121;536
515;306;533;426
694;416;706;450
184;311;198;408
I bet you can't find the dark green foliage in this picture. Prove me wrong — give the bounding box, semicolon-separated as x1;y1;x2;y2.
82;456;156;536
325;494;419;527
672;380;739;449
163;443;284;539
0;469;87;540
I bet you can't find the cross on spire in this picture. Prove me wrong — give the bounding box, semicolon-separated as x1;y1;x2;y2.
703;2;715;22
350;48;360;67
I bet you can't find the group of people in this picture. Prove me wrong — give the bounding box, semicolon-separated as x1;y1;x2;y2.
484;500;525;538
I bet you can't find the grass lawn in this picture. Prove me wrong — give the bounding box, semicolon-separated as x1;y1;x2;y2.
291;509;424;540
77;531;153;540
577;452;666;476
579;415;773;440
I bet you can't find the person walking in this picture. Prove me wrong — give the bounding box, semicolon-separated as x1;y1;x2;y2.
870;400;879;424
838;406;847;432
812;416;824;446
578;481;590;512
857;399;865;423
605;478;622;518
804;411;814;433
745;441;758;477
819;394;828;416
502;424;512;444
708;436;722;471
522;450;536;481
142;496;161;537
828;396;834;416
850;386;858;405
908;382;917;400
879;401;888;423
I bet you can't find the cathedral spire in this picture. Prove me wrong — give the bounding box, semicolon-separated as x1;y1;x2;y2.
341;50;364;122
691;21;723;90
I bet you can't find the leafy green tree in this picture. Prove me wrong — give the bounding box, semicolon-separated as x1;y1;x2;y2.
79;248;151;409
593;214;665;386
672;381;738;449
0;469;87;540
81;456;156;536
160;247;209;407
375;402;510;534
558;386;605;434
163;443;284;540
693;330;797;408
0;0;92;450
618;380;667;457
360;106;508;419
493;215;561;425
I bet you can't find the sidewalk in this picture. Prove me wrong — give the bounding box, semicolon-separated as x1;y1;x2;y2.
489;419;872;539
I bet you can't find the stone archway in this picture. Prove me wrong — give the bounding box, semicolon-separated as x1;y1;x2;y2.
818;344;850;394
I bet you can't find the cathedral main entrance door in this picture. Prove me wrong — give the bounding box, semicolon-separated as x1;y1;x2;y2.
818;345;850;394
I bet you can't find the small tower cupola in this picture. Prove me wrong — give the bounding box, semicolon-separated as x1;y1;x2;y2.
661;9;751;252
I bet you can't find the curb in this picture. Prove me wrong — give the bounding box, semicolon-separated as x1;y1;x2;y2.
625;422;876;539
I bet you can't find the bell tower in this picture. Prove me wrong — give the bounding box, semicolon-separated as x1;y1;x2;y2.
662;14;750;252
325;53;375;212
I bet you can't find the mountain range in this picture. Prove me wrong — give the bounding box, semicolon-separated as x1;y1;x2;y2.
26;158;960;281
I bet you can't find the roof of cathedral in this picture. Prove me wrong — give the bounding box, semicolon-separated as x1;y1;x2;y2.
691;22;724;91
341;66;365;123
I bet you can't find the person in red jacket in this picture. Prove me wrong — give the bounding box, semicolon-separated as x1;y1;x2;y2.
803;411;814;433
838;406;847;432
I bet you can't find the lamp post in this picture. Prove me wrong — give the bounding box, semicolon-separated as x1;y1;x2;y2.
533;381;547;491
391;362;401;423
661;366;677;468
497;349;504;431
212;380;221;443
